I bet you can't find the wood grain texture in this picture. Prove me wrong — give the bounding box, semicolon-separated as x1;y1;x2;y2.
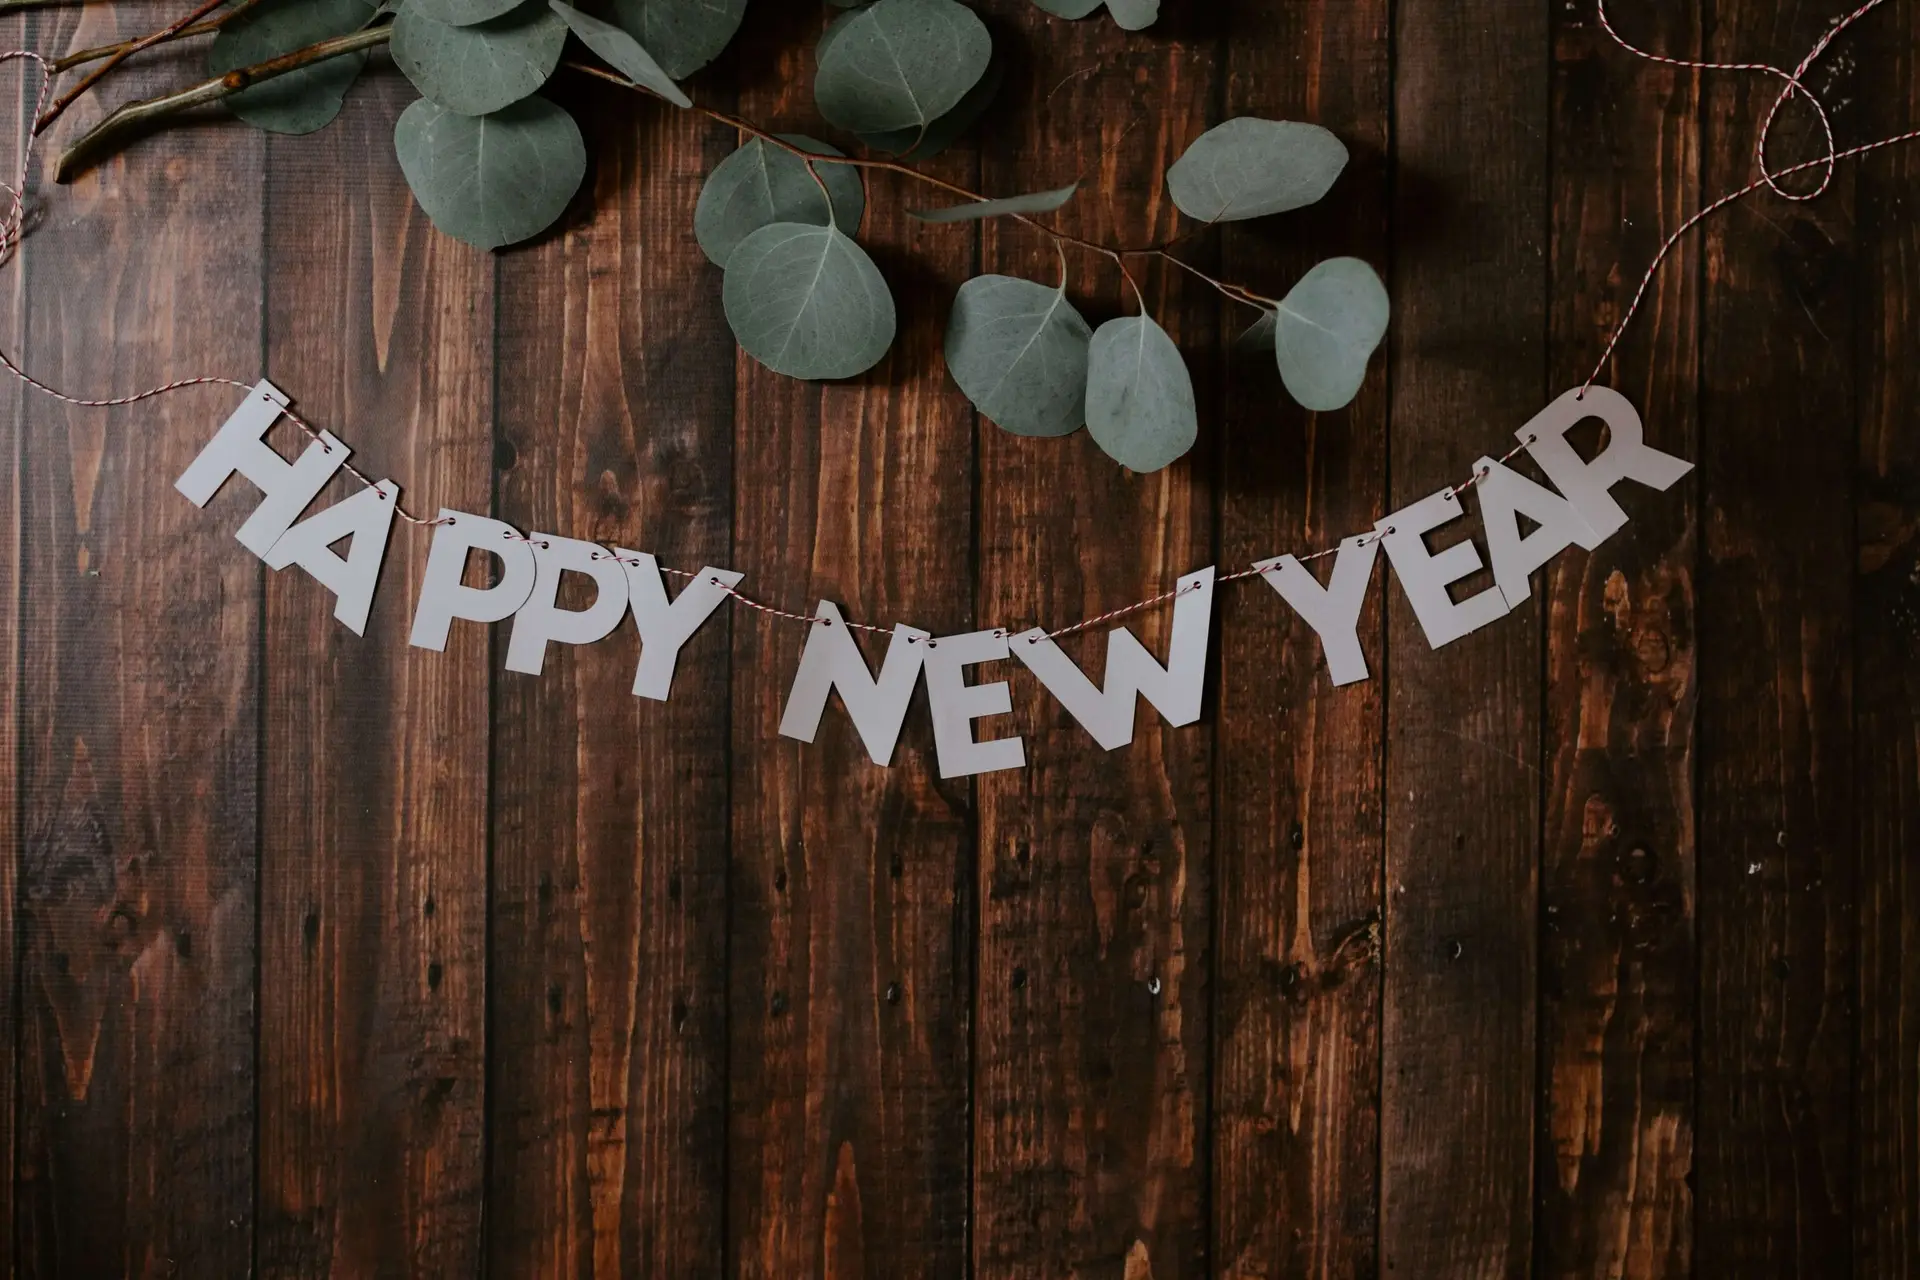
15;10;260;1276
1854;0;1919;1272
1379;0;1547;1276
0;16;29;1277
487;80;732;1278
1695;0;1858;1273
255;78;490;1279
1209;0;1390;1275
725;11;976;1277
1538;1;1700;1275
971;8;1216;1278
1;1;1917;1273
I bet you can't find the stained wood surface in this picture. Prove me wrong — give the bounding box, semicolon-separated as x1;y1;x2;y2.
2;0;1917;1277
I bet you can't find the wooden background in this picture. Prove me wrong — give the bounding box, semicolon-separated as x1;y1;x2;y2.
0;0;1916;1274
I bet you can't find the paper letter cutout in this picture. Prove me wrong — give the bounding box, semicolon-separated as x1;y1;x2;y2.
1474;455;1602;608
504;534;631;675
1519;386;1691;541
620;551;743;701
1378;489;1510;649
922;629;1026;779
1011;566;1216;750
1255;536;1380;686
408;510;540;652
262;480;401;636
175;379;347;556
778;603;929;766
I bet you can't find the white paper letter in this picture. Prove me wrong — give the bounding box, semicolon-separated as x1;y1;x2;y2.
1475;455;1601;608
620;551;742;701
504;534;630;675
778;603;928;766
175;380;347;556
1378;489;1509;649
1255;536;1379;686
1519;386;1691;541
408;510;539;652
922;629;1026;779
1011;566;1215;750
262;480;401;636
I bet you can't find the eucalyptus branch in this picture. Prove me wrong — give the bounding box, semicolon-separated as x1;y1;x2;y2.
566;60;1277;312
52;0;264;74
52;25;391;182
37;0;230;134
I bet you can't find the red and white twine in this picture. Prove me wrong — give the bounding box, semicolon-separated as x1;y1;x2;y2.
0;1;1914;639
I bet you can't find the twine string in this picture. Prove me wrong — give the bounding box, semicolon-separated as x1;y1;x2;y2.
0;4;1914;640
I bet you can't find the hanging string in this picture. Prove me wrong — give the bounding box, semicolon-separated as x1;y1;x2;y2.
0;2;1914;639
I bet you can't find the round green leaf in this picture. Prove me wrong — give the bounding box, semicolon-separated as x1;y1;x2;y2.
408;0;523;23
1085;315;1196;472
1234;309;1276;354
1030;0;1102;16
208;0;376;135
549;0;689;105
813;0;991;136
1166;117;1348;222
394;97;587;249
611;0;748;79
1273;257;1389;412
1104;0;1159;28
694;135;865;268
392;2;567;116
945;274;1091;438
722;223;896;379
858;51;1002;160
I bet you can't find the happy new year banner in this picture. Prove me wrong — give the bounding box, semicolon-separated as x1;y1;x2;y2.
176;378;1690;779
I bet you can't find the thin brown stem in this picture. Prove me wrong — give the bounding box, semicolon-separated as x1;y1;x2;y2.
51;0;265;74
52;25;391;180
567;59;1277;308
38;0;229;134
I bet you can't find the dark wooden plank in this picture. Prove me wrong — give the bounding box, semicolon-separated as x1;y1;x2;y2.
1209;0;1390;1274
1537;1;1700;1275
1694;0;1858;1272
487;82;732;1277
1378;0;1548;1273
15;9;261;1275
0;16;24;1276
970;9;1216;1277
725;14;975;1277
1854;0;1920;1271
254;79;491;1277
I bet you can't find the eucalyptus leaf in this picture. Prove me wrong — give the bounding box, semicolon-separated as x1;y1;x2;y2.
1029;0;1103;16
858;51;1002;160
549;0;689;105
207;0;376;135
815;5;863;63
1234;309;1277;354
1273;257;1389;411
1085;315;1196;472
945;274;1091;438
694;135;865;267
1166;117;1348;222
722;223;896;379
813;0;991;135
408;0;523;24
392;2;568;116
394;97;587;249
911;182;1078;224
611;0;748;79
1103;0;1159;28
